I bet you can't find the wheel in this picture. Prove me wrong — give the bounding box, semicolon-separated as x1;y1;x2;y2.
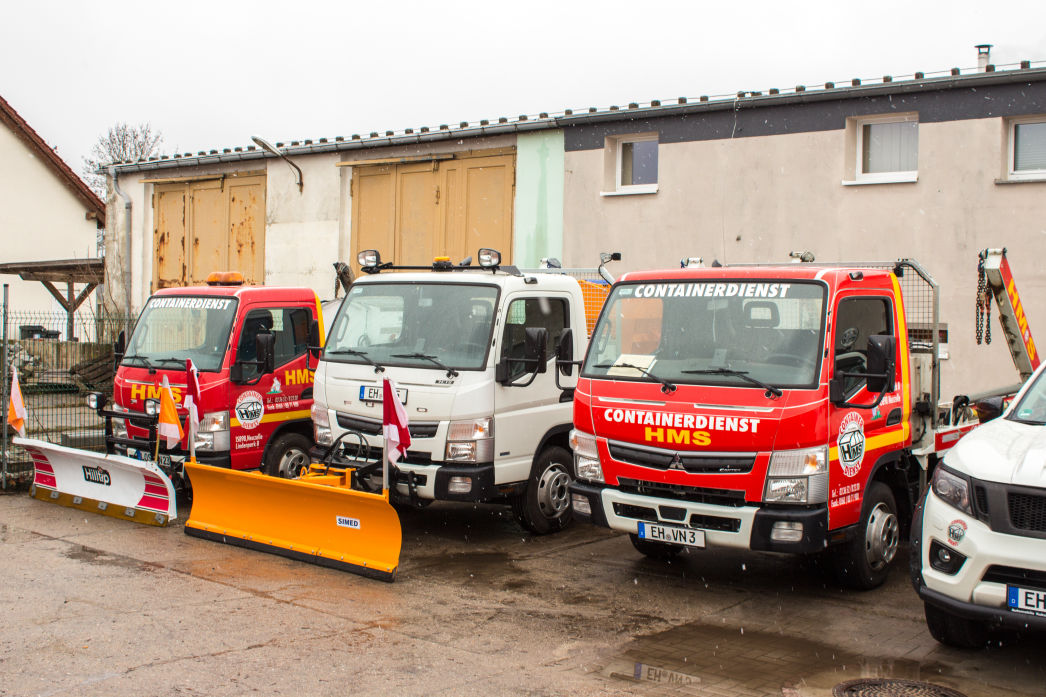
832;481;900;590
263;433;312;478
923;602;989;648
511;446;573;535
629;533;683;560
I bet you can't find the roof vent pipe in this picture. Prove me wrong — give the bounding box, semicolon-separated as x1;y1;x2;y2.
976;44;992;72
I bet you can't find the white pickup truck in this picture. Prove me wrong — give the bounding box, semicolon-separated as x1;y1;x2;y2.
310;248;613;534
911;360;1046;647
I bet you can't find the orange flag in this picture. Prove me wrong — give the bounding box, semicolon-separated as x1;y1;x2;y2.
157;375;183;448
7;366;27;437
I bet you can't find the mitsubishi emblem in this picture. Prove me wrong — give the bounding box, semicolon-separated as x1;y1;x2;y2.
668;453;684;471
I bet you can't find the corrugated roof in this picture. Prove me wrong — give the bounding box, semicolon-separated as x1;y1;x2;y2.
0;94;106;226
111;60;1046;174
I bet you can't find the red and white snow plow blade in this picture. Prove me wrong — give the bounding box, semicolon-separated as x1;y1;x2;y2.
15;437;177;526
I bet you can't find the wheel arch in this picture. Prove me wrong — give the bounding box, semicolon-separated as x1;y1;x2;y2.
260;419;314;464
533;424;572;462
864;449;919;539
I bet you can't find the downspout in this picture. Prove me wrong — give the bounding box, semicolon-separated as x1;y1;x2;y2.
109;166;133;315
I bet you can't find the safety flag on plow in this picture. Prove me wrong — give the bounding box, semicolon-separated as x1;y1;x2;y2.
7;366;27;437
182;359;201;457
382;377;410;464
157;375;183;448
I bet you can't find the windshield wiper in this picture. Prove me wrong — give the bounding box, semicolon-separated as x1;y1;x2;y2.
682;368;783;398
391;353;459;378
120;354;154;369
153;357;186;367
325;349;385;373
595;362;676;393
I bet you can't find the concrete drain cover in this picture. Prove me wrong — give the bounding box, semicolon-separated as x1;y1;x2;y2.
833;679;968;697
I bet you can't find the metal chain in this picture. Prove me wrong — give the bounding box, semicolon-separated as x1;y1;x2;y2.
976;257;991;345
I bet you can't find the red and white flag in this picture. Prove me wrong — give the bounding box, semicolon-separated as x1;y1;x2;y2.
7;366;27;437
382;377;410;464
182;359;201;454
157;375;183;449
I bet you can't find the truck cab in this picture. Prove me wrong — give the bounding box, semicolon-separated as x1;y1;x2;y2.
570;263;921;588
311;249;602;533
113;276;324;477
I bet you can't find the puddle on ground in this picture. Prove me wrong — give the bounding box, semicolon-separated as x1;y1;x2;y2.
63;544;152;572
598;621;1044;697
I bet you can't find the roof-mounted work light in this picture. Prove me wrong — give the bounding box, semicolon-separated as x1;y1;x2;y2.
358;250;381;268
478;248;501;268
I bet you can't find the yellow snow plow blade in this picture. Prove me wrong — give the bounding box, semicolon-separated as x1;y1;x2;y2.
183;461;401;582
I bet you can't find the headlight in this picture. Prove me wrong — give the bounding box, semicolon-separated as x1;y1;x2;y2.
311;404;332;446
445;417;493;463
110;403;129;439
765;446;828;504
196;411;230;452
569;429;603;483
931;465;972;515
143;399;160;417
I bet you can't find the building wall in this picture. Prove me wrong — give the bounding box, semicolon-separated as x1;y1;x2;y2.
0;123;99;319
562;111;1046;399
514;130;564;266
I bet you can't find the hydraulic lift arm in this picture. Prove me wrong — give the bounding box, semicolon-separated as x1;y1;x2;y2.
978;248;1040;382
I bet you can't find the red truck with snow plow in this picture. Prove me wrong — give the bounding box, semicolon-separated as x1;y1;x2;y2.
566;252;1033;589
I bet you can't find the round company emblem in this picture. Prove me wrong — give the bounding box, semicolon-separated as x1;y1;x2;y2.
837;412;865;478
948;519;967;545
235;390;265;430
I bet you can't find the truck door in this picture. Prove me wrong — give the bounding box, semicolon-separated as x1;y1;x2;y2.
229;305;315;469
494;295;572;484
828;293;902;528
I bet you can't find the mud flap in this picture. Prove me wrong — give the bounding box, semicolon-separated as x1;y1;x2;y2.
183;461;401;582
15;437;177;526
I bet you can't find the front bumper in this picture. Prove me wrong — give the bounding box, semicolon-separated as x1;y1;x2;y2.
570;481;827;554
911;488;1046;633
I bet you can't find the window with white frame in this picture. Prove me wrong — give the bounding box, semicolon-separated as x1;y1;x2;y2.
853;114;918;184
1008;117;1046;181
603;133;658;195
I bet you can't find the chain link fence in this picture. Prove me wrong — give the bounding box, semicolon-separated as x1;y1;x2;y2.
1;298;135;488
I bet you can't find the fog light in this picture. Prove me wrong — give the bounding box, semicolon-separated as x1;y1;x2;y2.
929;540;967;575
770;520;804;542
572;493;592;516
448;476;472;494
144;399;160;417
938;547;951;564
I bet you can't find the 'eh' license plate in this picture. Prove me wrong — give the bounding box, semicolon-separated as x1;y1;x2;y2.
1008;585;1046;617
359;385;407;404
637;522;705;548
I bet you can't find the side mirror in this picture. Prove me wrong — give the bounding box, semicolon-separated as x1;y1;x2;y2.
113;330;126;370
557;329;574;376
256;332;275;375
308;319;322;357
865;334;895;394
524;327;548;374
229;362;244;383
974;396;1005;423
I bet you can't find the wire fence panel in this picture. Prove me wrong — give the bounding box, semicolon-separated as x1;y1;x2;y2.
2;308;135;487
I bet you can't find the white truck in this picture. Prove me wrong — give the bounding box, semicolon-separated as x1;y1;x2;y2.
911;248;1045;646
309;248;614;533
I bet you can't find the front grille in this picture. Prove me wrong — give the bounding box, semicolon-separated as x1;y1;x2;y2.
336;412;438;438
982;565;1046;590
613;503;658;522
689;513;741;532
973;485;990;523
609;442;755;474
1008;492;1046;532
617;477;747;507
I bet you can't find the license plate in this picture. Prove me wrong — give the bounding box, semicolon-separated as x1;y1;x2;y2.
1007;585;1046;617
158;454;184;469
359;385;407;404
637;522;705;548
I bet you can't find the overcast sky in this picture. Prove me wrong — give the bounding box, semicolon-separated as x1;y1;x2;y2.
3;0;1045;177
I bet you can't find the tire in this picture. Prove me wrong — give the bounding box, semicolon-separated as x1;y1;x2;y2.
832;481;900;590
511;446;573;535
923;602;989;648
629;533;683;560
263;433;312;478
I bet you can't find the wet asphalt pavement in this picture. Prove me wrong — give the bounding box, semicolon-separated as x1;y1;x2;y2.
2;490;1044;697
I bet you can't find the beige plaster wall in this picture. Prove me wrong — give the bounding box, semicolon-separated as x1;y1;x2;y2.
563;116;1046;399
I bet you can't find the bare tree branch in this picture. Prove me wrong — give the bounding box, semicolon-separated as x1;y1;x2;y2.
80;122;164;198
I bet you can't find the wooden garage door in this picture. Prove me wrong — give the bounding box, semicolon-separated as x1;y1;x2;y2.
153;174;266;289
350;151;514;270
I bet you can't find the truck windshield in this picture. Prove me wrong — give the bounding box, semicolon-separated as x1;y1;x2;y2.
325;282;499;371
1009;370;1046;425
122;296;238;373
582;280;826;389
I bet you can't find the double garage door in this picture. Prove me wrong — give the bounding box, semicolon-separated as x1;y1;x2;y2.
349;151;515;268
